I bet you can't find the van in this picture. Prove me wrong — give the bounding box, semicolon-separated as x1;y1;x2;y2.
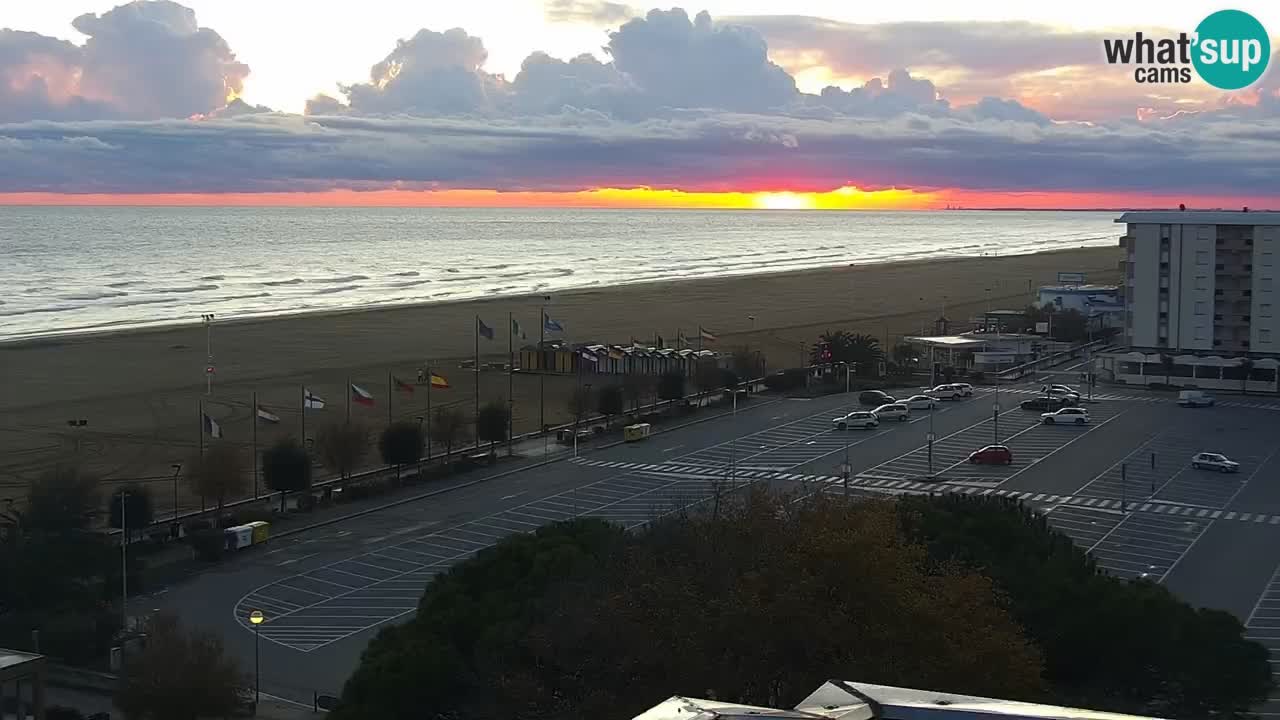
1177;390;1215;408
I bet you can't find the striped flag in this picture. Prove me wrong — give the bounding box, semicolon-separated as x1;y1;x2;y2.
544;312;564;333
393;376;415;394
203;413;222;438
430;372;450;389
351;384;375;406
303;390;325;409
699;326;718;342
255;405;280;423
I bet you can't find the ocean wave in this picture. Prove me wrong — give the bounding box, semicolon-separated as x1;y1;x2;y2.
106;280;142;288
61;290;129;301
437;274;488;283
388;271;420;277
0;305;86;317
551;268;574;277
150;284;219;294
22;286;53;294
199;274;226;281
208;292;272;302
386;279;432;288
108;297;181;308
312;284;360;295
445;268;460;273
262;278;304;286
310;275;368;284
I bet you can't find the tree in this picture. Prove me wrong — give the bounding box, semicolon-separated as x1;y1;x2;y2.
1240;357;1254;396
115;613;249;720
720;368;741;395
22;466;100;534
730;346;760;378
109;485;154;542
317;421;369;480
429;406;470;459
892;342;918;366
190;443;247;517
898;494;1272;718
657;370;685;402
334;494;1044;718
380;421;425;480
596;385;624;427
1160;352;1176;386
475;401;510;450
567;384;595;431
811;330;882;374
262;438;313;513
622;373;648;416
694;359;724;406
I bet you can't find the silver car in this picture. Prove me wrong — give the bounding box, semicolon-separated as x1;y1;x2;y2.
1191;452;1240;473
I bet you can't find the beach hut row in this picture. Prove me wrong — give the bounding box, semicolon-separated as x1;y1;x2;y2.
518;341;723;378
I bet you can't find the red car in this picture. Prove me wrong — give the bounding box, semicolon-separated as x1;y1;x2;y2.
968;445;1013;465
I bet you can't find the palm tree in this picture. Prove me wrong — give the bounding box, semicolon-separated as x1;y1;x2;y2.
811;331;883;375
1240;357;1254;396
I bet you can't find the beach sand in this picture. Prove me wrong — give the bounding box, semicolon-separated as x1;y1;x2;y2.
0;245;1120;509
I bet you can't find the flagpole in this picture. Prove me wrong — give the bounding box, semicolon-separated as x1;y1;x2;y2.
426;366;433;462
387;371;393;426
539;305;545;436
508;311;514;457
252;391;259;500
474;315;481;449
300;384;306;449
198;399;205;515
346;376;351;423
698;326;703;354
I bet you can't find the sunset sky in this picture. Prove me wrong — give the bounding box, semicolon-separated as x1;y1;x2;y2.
2;0;1279;209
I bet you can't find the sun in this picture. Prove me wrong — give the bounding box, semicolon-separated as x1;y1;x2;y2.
753;192;815;210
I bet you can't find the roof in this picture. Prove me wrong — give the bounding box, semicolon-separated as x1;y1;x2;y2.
1039;285;1119;293
0;649;44;682
904;335;987;348
1116;211;1280;225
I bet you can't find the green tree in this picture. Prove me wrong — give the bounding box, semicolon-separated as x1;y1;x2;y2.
475;401;510;450
811;331;882;374
596;385;624;427
334;494;1043;718
1240;357;1254;396
380;421;425;482
109;485;154;542
22;466;100;534
190;443;247;517
898;494;1272;718
115;613;249;720
657;370;685;402
1160;352;1175;386
317;421;369;480
262;438;313;513
429;406;470;459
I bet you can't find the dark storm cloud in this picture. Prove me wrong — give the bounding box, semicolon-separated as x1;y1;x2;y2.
0;1;249;122
1;110;1277;197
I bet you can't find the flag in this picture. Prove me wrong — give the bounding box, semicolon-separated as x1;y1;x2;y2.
656;334;664;348
580;350;598;363
699;326;718;342
203;413;222;438
430;372;450;389
511;317;526;340
351;384;375;406
544;312;564;333
255;406;280;424
394;376;415;394
477;317;495;340
608;347;626;360
303;390;325;409
677;330;687;348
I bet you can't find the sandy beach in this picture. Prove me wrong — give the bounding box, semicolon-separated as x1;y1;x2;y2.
0;245;1119;508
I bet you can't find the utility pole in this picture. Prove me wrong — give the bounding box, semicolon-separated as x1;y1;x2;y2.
843;362;852;496
120;489;128;634
201;313;216;395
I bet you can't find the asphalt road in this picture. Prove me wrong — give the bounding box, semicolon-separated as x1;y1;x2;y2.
152;380;1280;709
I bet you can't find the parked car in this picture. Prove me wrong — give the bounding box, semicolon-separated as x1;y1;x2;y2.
949;382;975;397
902;394;938;410
1041;407;1090;425
1044;387;1081;403
859;390;896;407
834;411;880;430
928;384;960;400
1019;396;1067;411
1191;452;1240;473
873;403;910;422
968;445;1013;465
1177;390;1216;408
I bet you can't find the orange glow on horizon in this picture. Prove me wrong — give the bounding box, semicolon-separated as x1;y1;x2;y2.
0;186;1273;211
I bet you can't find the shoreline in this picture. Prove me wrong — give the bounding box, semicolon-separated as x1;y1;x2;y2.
1;245;1114;348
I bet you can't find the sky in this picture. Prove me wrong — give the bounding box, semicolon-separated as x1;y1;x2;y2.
1;0;1279;208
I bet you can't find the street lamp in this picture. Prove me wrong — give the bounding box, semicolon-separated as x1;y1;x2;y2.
201;313;216;395
842;362;852;497
169;463;182;532
249;610;265;706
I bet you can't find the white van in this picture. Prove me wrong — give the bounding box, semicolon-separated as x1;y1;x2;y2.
1177;390;1215;408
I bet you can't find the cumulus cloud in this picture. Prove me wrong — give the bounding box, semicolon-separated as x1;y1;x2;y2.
545;0;636;25
0;0;248;122
808;69;948;117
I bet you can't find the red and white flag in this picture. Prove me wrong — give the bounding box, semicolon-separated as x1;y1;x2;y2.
350;384;375;406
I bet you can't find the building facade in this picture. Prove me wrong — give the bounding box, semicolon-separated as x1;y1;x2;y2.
1037;284;1123;329
1118;211;1280;356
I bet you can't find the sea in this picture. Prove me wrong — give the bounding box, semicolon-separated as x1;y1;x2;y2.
0;207;1119;341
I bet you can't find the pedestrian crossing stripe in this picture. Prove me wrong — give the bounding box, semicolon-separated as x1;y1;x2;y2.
572;457;1277;526
999;386;1280;410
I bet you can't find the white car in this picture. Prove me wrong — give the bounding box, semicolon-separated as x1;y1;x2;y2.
1041;407;1090;425
834;411;880;430
1044;387;1081;403
949;383;974;397
873;403;910;422
928;385;960;400
902;394;938;410
1191;452;1240;473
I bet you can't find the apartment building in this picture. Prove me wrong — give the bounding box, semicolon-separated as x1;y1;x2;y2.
1118;211;1280;356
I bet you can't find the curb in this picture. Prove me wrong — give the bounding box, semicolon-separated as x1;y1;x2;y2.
265;394;788;543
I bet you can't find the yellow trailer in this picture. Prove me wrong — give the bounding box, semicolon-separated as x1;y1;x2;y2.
624;423;652;442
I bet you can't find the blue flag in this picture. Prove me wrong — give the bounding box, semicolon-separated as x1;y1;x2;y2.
512;317;526;340
544;312;564;333
477;317;495;340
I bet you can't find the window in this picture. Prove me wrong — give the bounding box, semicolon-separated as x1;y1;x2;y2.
1262;330;1272;344
1195;275;1208;290
1160;224;1171;240
1263;304;1273;318
1196;250;1209;265
1263;278;1274;292
1265;252;1274;267
1198;226;1210;240
1194;301;1207;315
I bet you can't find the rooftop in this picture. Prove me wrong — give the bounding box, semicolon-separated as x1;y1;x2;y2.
1116;211;1280;226
1039;285;1119;293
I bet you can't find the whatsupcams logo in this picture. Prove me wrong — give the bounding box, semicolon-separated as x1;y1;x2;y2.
1104;9;1270;89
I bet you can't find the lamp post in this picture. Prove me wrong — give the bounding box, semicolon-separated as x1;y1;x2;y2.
249;610;265;707
120;489;128;634
169;463;182;530
201;313;216;395
842;362;852;497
